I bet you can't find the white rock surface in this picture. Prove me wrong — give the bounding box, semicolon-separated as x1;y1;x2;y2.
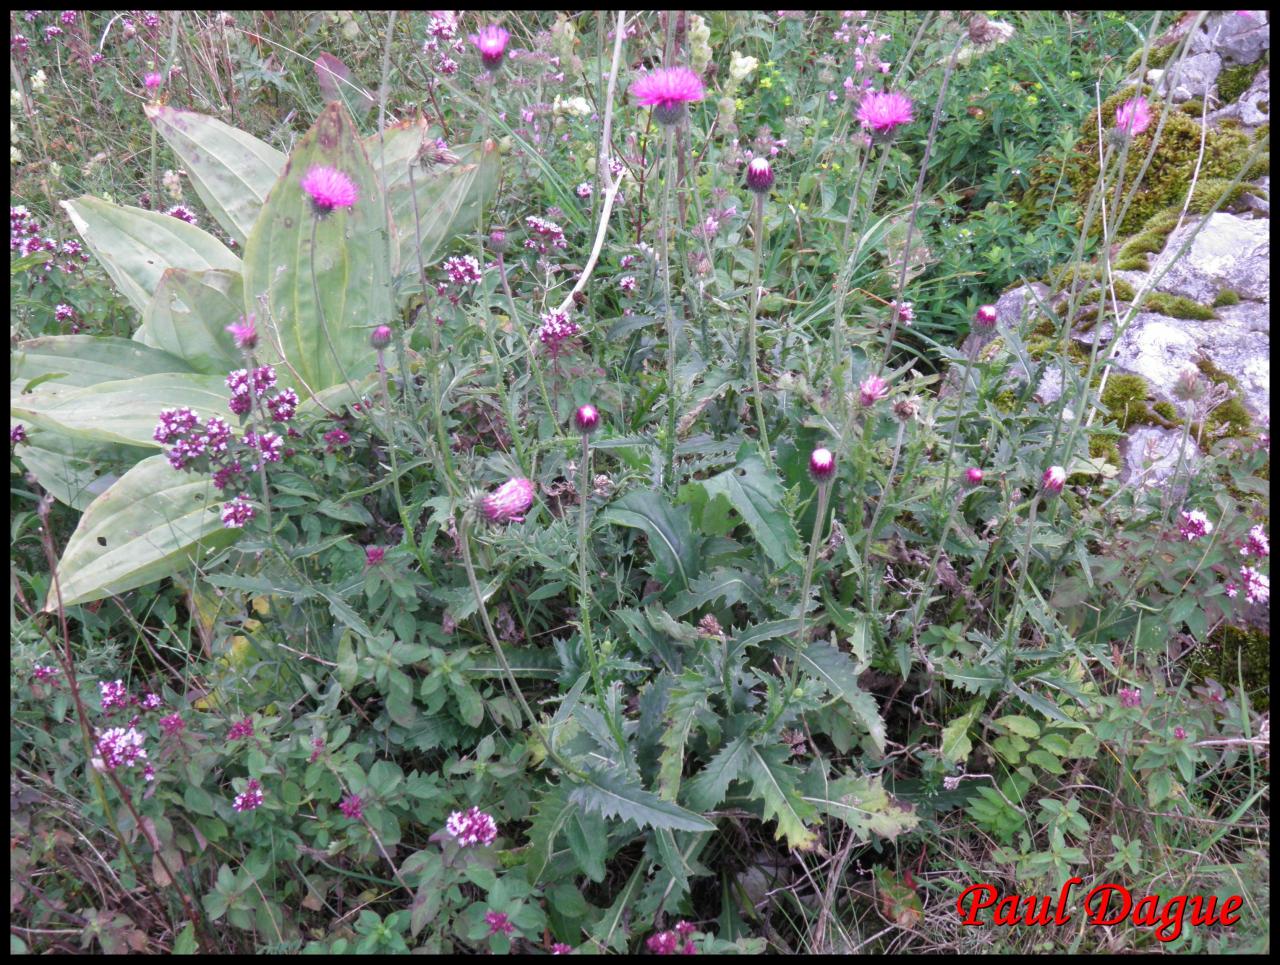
1149;213;1269;303
1121;425;1203;488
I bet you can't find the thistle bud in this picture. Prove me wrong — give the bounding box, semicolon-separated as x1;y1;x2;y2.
574;403;600;434
370;324;393;349
809;446;836;482
966;467;984;486
745;156;773;194
974;304;998;329
1042;465;1066;494
488;228;508;253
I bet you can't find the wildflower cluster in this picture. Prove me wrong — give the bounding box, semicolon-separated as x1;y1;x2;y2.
93;726;148;772
444;806;499;846
11;424;27;445
1240;524;1269;558
537;309;581;358
11;205;90;283
233;778;264;812
1118;687;1143;708
646;921;697;955
422;11;467;77
524;214;568;255
339;793;364;820
442;254;483;287
166;203;197;225
1178;509;1213;541
484;911;515;936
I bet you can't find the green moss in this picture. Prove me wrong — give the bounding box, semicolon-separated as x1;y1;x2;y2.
1115;205;1187;268
1185;625;1269;711
1179;99;1205;116
1114;254;1151;271
1089;433;1121;466
1213;289;1241;308
1124;41;1179;74
1255;122;1269;142
1218;61;1265;104
1151;401;1178;422
1100;373;1178;430
1188;177;1249;214
1141;291;1216;320
1194;357;1253;440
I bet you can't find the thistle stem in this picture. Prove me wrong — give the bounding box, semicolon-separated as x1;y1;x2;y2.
745;192;773;469
659;127;680;494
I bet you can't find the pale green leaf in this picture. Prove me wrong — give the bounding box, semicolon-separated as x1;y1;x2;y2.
138;268;246;375
685;737;749;811
600;490;701;590
941;701;984;767
994;715;1041;739
743;744;818;850
12;335;193;389
12;431;151;511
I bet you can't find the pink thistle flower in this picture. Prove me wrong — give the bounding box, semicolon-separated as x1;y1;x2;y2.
631;67;705;126
745;157;774;194
233;778;263;812
1114;96;1152;137
470;24;510;70
225;314;257;350
445;805;499;846
809;446;836;482
966;467;985;486
300;165;358;214
856;90;914;139
858;375;890;407
144;71;162;92
227;716;255;741
365;545;386;567
485;910;515;936
1177;509;1213;541
339;793;363;820
481;477;535;525
1042;465;1066;494
159;713;185;736
1118;687;1142;708
574;404;601;434
973;304;998;329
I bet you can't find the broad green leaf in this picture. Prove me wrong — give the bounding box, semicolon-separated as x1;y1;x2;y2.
941;701;985;767
668;567;764;618
11;372;231;448
685;737;749;811
368;118;501;272
242;101;393;396
657;686;711;801
314;51;375;124
569;766;715;833
994;715;1041;740
137;268;246;375
13;431;151;511
60;196;240;316
694;454;800;569
805;772;920;842
774;639;886;754
12;335;194;389
145;104;286;244
743;744;818;850
600;490;701;590
46;454;236;610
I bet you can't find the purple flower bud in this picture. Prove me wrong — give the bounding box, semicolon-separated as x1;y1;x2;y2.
858;375;890;407
809;446;836;481
1042;465;1066;494
745;157;774;194
966;467;984;486
370;324;393;349
488;228;508;252
470;24;510;70
574;403;601;434
973;304;997;329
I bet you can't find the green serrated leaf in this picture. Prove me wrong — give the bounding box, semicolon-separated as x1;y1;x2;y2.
941;701;984;767
569;767;715;833
667;567;764;617
685;737;749;811
693;454;800;569
743;743;818;850
775;639;886;753
600;490;701;590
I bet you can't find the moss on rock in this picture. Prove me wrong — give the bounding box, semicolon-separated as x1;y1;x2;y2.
1141;291;1216;320
1212;289;1241;308
1218;61;1265;104
1193;357;1254;441
1186;625;1269;711
1100;372;1179;430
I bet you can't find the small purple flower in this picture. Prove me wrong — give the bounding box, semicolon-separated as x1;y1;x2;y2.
647;930;679;955
323;428;351;452
221;495;255;529
891;300;914;325
966;467;985;486
443;254;483;286
858;375;890;407
745;157;774;194
856;90;914;139
488;228;508;252
1042;466;1066;494
1177;509;1213;541
365;545;386;567
143;763;156;782
300;165;358;213
551;943;573;955
93;726;148;771
445;805;499;846
1224;581;1239;599
809;446;836;482
225;314;257;350
309;737;325;762
631;67;705;126
574;404;601;434
485;910;515;936
227;716;255;741
33;663;60;682
1118;687;1142;708
166;204;197;225
159;713;185;736
1240;524;1269;558
55;302;75;321
973;304;998;329
339;793;363;820
619;275;637;293
10;424;27;445
266;388;299;423
140;692;164;711
537;309;581;358
100;679;129;712
470;24;510;70
1240;565;1269;605
233;778;264;812
12;33;30;55
674;921;696;938
524;215;567;254
576;181;593;199
370;324;393;350
1114;96;1152;137
144;71;162;92
481;478;535;525
1173;726;1187;740
61;11;77;25
45;24;64;41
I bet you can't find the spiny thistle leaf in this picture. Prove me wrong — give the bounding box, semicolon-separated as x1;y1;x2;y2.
569;766;715;833
743;743;819;851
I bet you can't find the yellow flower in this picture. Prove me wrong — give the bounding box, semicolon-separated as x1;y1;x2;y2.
759;76;772;89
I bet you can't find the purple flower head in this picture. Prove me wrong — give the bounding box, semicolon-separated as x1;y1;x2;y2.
93;726;148;771
33;663;60;682
100;679;129;712
809;446;836;482
1118;687;1142;708
11;424;27;445
746;157;774;194
1177;509;1213;541
324;428;351;452
301;165;358;214
233;778;263;812
144;71;162;92
481;477;535;525
1173;726;1187;740
470;24;510;70
159;712;185;736
631;67;705;126
1224;581;1239;599
974;304;998;329
537;309;581;358
445;805;499;846
365;545;386;567
485;910;515;936
309;737;325;762
856;90;914;139
574;403;601;434
1240;565;1269;605
1241;524;1269;558
892;300;915;325
488;228;508;252
858;375;890;407
166;204;197;225
1114;96;1152;137
140;692;164;711
674;921;696;938
443;254;483;286
267;388;299;423
221;495;255;528
339;793;363;820
226;314;257;350
1042;465;1066;494
551;943;573;955
576;181;593;199
227;716;255;741
647;930;679;955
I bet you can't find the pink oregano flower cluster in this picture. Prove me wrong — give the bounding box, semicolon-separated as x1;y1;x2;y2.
646;920;698;955
445;806;499;846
